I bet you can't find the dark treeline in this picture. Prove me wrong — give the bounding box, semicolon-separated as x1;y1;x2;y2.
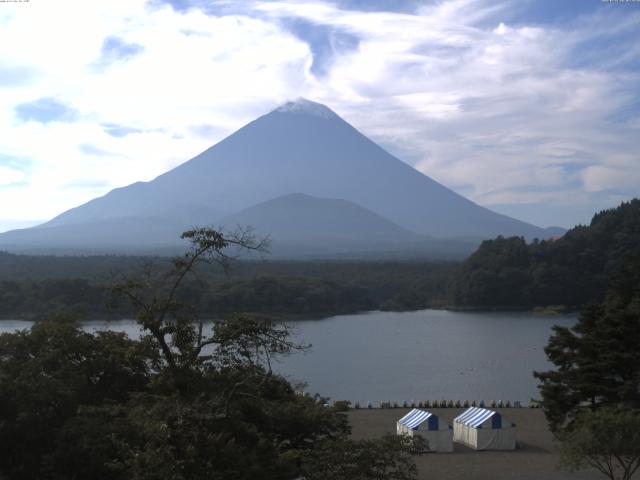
449;199;640;309
0;251;145;281
3;199;638;318
0;257;455;319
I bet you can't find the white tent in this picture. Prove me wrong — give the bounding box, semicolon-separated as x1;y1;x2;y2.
396;409;453;452
453;407;516;450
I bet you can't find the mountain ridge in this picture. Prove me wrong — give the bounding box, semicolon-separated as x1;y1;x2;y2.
0;99;561;256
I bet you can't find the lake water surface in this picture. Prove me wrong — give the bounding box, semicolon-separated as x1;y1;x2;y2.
0;309;575;404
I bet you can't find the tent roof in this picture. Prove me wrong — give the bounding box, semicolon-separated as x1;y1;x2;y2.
454;407;497;428
397;409;435;429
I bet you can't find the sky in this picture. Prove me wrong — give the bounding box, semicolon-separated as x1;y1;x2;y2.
0;0;639;232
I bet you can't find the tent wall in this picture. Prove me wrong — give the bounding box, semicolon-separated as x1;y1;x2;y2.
476;427;516;450
453;422;477;448
453;407;516;451
409;430;453;453
454;424;516;450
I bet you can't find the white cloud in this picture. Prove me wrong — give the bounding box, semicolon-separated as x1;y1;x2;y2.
581;153;640;193
265;0;638;226
0;166;26;186
0;1;314;223
0;0;638;229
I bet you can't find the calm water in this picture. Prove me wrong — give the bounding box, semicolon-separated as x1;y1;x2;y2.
0;310;575;404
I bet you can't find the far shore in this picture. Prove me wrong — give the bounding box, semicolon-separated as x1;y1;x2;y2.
0;305;581;322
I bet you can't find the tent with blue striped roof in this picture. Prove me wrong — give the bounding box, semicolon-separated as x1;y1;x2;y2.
453;407;516;450
396;409;453;452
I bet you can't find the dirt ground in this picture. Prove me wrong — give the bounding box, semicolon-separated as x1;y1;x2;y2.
348;408;606;480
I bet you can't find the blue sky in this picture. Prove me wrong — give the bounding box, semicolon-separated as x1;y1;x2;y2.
0;0;639;232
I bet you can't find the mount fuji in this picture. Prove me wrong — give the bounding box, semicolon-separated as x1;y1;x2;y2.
0;99;559;257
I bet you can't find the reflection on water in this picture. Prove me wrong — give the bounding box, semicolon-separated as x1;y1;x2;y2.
0;309;575;403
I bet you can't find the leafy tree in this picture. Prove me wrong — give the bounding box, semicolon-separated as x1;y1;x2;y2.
0;315;154;480
109;227;269;378
533;257;640;480
534;257;640;431
557;408;640;480
1;228;422;480
450;199;640;308
300;434;425;480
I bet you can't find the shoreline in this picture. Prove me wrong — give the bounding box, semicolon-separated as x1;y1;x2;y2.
0;305;580;322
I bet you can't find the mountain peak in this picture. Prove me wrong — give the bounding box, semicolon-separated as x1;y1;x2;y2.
0;98;555;255
273;98;337;119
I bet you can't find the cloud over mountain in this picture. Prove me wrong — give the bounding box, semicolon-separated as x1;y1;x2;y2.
0;0;638;231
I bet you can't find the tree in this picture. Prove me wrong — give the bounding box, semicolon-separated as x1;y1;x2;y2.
0;315;154;480
110;227;270;382
450;199;640;309
534;257;640;431
0;227;422;480
300;434;425;480
557;408;640;480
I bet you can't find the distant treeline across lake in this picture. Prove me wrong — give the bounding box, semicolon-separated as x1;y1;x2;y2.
1;198;638;319
0;257;455;319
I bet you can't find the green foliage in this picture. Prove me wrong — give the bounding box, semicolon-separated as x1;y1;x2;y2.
450;199;640;308
203;276;376;315
0;317;354;478
0;228;422;480
0;278;114;319
300;434;424;480
0;260;454;319
48;383;349;480
557;408;640;480
534;257;640;431
0;315;154;480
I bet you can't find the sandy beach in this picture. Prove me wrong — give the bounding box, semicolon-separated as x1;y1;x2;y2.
348;408;605;480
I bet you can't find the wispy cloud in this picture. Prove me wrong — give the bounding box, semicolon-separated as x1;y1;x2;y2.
98;36;144;65
102;123;145;138
14;97;78;123
0;0;638;228
250;0;640;226
275;17;359;76
78;144;113;156
0;62;37;87
0;166;27;187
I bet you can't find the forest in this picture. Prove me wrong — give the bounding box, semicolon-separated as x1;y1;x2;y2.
0;229;423;480
0;254;453;319
449;199;640;309
1;199;638;319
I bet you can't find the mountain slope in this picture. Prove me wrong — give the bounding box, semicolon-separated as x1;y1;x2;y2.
0;99;555;255
0;217;192;254
221;193;417;240
218;193;422;257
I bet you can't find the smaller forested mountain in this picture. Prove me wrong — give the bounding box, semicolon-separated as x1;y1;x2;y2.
449;199;640;308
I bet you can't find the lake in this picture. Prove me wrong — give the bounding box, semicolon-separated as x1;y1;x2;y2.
0;309;575;404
